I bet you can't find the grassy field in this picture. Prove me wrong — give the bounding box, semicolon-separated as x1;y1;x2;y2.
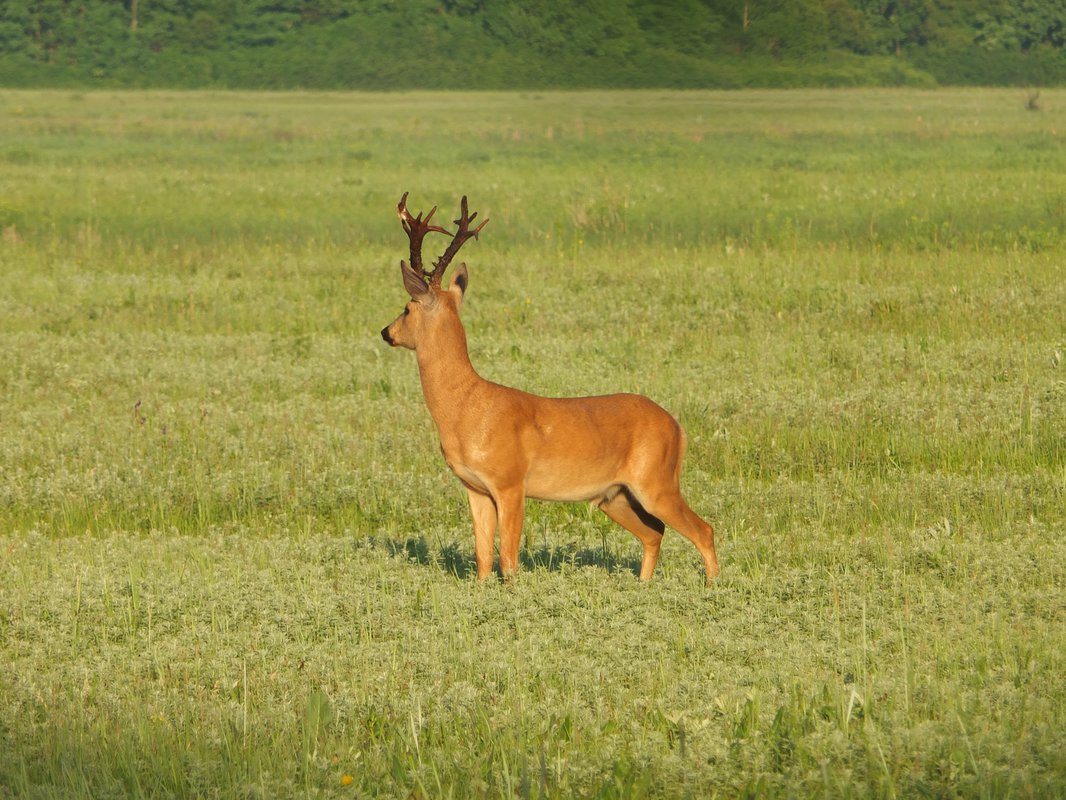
1;88;1064;798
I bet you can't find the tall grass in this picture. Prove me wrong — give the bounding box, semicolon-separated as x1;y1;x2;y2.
1;88;1064;798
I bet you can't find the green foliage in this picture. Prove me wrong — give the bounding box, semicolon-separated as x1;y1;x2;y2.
2;0;1066;88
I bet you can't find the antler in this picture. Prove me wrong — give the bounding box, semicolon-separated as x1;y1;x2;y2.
426;195;490;286
397;191;448;280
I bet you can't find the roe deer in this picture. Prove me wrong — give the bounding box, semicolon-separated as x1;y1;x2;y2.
380;193;719;584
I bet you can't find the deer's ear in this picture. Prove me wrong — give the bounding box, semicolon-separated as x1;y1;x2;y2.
401;260;433;303
449;263;469;305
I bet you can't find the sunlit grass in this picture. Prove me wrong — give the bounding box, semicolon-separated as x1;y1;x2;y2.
0;88;1064;798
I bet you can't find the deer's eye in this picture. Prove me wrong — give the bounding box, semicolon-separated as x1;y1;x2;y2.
403;307;410;317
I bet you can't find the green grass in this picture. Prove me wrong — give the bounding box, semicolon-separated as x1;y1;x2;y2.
1;88;1064;798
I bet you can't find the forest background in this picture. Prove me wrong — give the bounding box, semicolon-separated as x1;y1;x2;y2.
2;0;1066;90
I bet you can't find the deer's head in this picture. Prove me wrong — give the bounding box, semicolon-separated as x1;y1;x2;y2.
380;193;487;351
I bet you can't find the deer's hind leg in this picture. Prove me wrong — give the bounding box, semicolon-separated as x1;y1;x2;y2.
641;488;719;584
598;488;665;581
629;427;720;584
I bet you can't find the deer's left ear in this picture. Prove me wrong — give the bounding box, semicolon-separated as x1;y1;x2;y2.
401;259;434;304
449;262;469;305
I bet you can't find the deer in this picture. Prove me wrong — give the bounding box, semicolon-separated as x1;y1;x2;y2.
380;193;720;585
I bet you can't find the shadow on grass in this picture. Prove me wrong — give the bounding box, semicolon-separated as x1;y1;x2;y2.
372;536;642;580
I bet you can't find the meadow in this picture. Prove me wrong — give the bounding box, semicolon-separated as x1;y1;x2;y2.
0;88;1064;798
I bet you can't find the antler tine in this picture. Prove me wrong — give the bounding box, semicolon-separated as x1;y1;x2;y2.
428;195;490;286
397;192;448;279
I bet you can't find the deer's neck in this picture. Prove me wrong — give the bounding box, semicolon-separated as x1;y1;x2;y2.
414;317;481;432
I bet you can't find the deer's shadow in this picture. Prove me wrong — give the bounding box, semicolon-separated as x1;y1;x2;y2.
376;536;642;580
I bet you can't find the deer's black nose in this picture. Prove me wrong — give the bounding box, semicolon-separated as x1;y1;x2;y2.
381;326;394;345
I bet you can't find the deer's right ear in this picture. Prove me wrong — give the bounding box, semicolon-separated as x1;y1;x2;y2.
401;260;433;303
450;262;469;300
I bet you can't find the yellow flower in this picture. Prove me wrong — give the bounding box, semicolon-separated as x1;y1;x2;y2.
341;774;353;787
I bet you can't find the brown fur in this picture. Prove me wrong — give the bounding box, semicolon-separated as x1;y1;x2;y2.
381;261;720;583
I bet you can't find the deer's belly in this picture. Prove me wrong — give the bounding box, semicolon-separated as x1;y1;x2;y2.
441;444;615;503
524;462;618;503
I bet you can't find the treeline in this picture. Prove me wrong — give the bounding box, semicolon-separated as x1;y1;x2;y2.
1;0;1065;90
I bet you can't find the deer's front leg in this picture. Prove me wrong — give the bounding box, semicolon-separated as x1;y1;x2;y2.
495;487;526;581
466;488;498;581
